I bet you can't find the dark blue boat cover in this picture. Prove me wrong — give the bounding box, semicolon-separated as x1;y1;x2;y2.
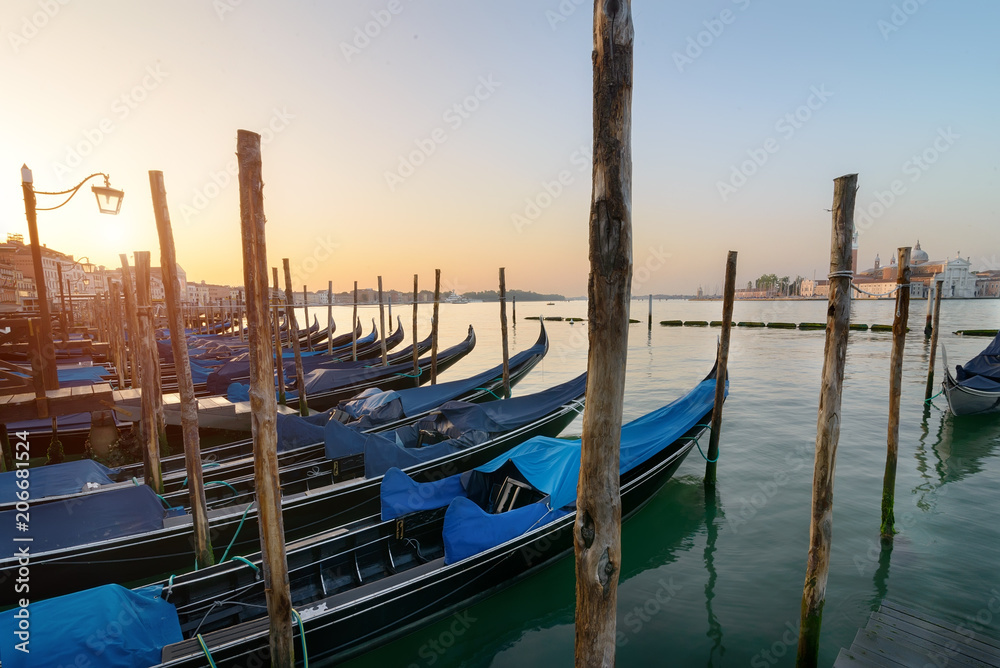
381;376;720;520
7;411;93;434
0;584;182;667
381;467;468;520
0;459;119;504
957;331;1000;382
6;364;110;388
0;485;165;553
443;497;570;563
359;373;586;478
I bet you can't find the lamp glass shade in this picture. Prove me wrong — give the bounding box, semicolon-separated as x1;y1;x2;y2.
91;185;124;215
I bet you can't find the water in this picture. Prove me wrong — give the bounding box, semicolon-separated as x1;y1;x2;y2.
299;298;999;666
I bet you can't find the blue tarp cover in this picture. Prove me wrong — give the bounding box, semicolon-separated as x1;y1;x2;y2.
957;331;1000;382
0;459;118;504
0;584;182;668
443;496;568;564
0;485;165;553
381;467;468;520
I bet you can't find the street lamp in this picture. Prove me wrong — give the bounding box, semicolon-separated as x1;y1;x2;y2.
20;164;124;387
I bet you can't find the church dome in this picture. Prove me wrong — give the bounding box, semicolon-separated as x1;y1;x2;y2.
912;240;929;264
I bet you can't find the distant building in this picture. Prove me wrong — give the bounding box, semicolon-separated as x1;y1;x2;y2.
976;270;1000;298
853;241;977;299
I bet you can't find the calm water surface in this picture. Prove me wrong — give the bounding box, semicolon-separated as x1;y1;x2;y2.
303;298;999;667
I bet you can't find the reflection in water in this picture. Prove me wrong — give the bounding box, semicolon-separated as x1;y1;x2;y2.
912;409;1000;509
703;485;726;666
871;540;892;610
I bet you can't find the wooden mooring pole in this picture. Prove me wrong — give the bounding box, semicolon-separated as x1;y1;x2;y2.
271;268;286;407
575;1;633;664
648;294;652;331
796;173;858;667
512;294;517;324
326;281;334;355
431;269;440;385
377;276;388;367
283;259;309;416
125;252;163;493
499;267;511;399
881;246;911;539
302;285;311;351
412;274;420;385
705;250;737;485
925;278;944;401
923;282;934;338
149;169;214;568
237;129;294;667
352;281;358;362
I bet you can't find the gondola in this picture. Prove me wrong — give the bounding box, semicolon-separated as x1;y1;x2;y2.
0;369;583;606
151;364;720;666
941;331;1000;416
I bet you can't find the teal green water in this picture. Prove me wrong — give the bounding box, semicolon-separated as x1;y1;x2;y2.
304;298;999;666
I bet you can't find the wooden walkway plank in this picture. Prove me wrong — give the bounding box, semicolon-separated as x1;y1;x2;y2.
881;600;1000;653
869;613;1000;666
834;647;908;668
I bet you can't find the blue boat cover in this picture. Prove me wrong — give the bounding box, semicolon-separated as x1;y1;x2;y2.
443;497;569;564
0;584;182;668
360;373;586;478
0;459;119;504
381;467;468;520
5;365;110;388
0;485;166;553
381;375;721;519
957;331;1000;382
7;411;94;433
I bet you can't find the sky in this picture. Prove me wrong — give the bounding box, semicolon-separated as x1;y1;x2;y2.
1;0;997;297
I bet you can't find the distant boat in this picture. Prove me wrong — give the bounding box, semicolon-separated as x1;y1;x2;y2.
941;331;1000;415
546;302;555;305
444;291;469;304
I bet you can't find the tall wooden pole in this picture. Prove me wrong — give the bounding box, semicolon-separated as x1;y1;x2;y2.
923;281;934;338
512;294;517;324
377;276;388;367
412;274;420;385
271;268;286;406
647;294;652;331
499;267;511;399
705;250;737;485
925;278;944;400
796;173;858;667
56;263;68;338
881;247;911;539
149;170;214;568
237;130;294;667
302;285;312;351
326;280;334;355
135;251;168;455
126;252;163;493
352;281;358;362
20;165;58;389
575;2;633;664
109;283;126;388
283;259;309;416
431;269;441;385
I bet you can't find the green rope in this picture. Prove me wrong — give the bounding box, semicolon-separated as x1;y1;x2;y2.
924;389;944;403
229;555;259;574
182;479;240;497
393;368;423;379
220;501;255;563
292;608;309;668
686;424;718;463
475;386;503;400
197;634;218;668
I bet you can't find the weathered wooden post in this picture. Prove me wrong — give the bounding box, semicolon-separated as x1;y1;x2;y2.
120;260;140;390
302;285;312;351
499;267;511;399
326;280;334;355
925;278;944;401
412;274;420;385
283;259;309;416
237;129;294;666
377;276;388;367
351;281;359;361
431;269;441;385
705;250;737;485
56;263;68;338
648;294;652;331
136;251;168;455
238;291;245;343
271;268;286;406
149;169;214;568
923;282;934;338
575;2;633;664
388;291;393;323
109;283;126;388
796;173;858;666
127;252;164;493
512;293;517;324
881;247;911;539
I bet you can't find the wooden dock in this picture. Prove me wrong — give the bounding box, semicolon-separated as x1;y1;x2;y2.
836;599;1000;667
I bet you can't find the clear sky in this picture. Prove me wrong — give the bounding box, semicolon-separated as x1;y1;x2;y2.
1;0;997;296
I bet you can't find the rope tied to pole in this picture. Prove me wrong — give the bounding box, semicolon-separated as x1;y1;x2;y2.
684;424;717;462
